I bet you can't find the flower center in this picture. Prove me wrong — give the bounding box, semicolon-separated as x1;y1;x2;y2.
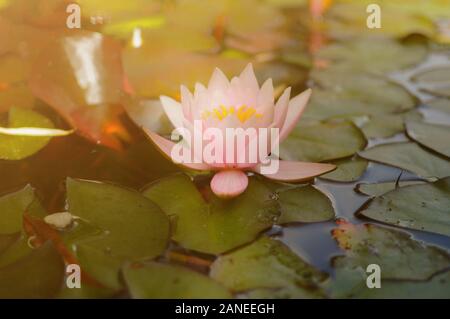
201;105;262;123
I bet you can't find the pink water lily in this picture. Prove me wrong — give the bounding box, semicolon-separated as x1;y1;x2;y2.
145;64;335;198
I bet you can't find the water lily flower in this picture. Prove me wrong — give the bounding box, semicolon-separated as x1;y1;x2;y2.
145;64;335;198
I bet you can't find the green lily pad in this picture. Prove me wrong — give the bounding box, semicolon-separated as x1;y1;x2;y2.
66;178;170;260
427;98;450;114
305;72;416;122
331;222;450;280
210;236;327;298
73;244;123;291
422;86;450;98
359;142;450;179
0;107;55;160
362;110;422;139
358;178;450;237
275;185;334;224
321;156;368;182
280;120;367;162
0;242;64;298
123;262;231;299
326;2;435;39
142;174;279;255
357;270;450;298
0;184;34;234
406;121;450;157
413;66;450;84
355;180;425;197
329;265;450;299
316;37;427;74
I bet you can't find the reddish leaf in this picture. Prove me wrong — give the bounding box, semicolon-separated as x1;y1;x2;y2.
29;31;129;150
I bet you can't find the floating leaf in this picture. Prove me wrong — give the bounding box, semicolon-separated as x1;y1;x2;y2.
280;120;366;162
358;178;450;237
406;121;450;157
316;37;427;74
321;156;368;182
361;110;422;139
310;68;416;114
210;236;327;298
66;178;170;260
143;174;279;255
331;222;450;280
275;185;334;224
0;242;64;298
359;142;450;179
413;66;450;84
326;2;434;41
355;180;425;197
0;184;34;234
427;98;450;114
0;108;57;160
123;262;231;299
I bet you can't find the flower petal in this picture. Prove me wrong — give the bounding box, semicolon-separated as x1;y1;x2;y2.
143;128;211;171
210;170;249;198
279;88;312;141
180;85;193;121
160;95;185;129
208;67;229;92
272;87;291;129
239;63;259;92
251;160;336;182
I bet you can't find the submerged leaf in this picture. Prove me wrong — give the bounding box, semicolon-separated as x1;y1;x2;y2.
123;262;231;299
358;178;450;237
29;31;127;150
143;174;279;255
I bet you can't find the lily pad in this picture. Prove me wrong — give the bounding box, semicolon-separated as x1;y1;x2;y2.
210;236;327;298
359;142;450;179
142;174;279;255
280;120;367;162
321;156;368;182
358;178;450;237
331;222;450;280
316;37;427;74
413;66;450;84
275;185;334;224
305;74;416;122
427;98;450;114
355;180;425;197
329;265;450;299
0;107;55;160
0;242;64;298
0;184;34;234
66;178;170;260
361;111;422;139
406;121;450;157
123;262;232;299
